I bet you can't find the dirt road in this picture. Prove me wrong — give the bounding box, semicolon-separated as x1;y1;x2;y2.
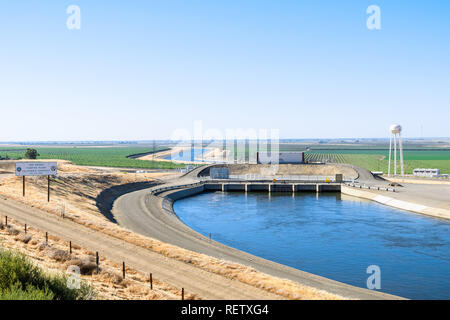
0;196;282;300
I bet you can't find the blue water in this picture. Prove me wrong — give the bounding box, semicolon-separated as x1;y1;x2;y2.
164;148;208;162
173;192;450;299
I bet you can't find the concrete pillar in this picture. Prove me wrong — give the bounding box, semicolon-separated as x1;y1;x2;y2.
268;184;271;193
316;184;320;193
245;184;248;192
292;184;295;193
222;184;225;192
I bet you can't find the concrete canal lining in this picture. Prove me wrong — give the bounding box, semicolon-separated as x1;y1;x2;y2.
138;182;402;300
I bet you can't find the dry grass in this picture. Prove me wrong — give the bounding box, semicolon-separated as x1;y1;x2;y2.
0;160;345;300
15;234;32;244
0;217;196;300
6;225;19;236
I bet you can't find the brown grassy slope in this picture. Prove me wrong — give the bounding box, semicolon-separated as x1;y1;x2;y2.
0;217;197;300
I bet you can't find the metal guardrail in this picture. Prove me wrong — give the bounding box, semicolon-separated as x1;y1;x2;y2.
150;179;346;196
150;181;397;196
229;174;338;182
149;181;205;196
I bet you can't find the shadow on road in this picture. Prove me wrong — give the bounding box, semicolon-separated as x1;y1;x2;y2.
95;181;159;223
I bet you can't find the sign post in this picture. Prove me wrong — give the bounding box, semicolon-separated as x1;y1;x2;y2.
48;175;50;202
15;162;58;201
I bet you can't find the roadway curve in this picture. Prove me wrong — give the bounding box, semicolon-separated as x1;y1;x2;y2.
111;165;401;300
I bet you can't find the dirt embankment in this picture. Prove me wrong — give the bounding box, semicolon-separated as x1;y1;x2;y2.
201;164;358;179
96;181;159;223
0;160;170;224
0;217;196;300
0;160;15;173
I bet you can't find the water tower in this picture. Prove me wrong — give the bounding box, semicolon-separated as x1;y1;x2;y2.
388;124;404;176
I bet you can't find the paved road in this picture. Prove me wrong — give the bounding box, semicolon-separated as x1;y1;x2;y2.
0;196;283;300
111;167;401;300
368;183;450;211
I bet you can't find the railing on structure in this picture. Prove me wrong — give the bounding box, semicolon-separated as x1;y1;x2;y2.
344;182;396;192
149;179;397;197
228;174;343;182
149;181;205;196
150;179;339;196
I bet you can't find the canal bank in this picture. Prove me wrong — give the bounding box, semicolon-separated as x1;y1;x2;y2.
112;164;449;299
341;185;450;220
113;181;402;300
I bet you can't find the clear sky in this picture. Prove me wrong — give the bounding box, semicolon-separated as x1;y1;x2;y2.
0;0;449;141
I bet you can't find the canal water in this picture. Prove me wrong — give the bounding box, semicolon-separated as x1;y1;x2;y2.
173;191;450;299
164;148;208;162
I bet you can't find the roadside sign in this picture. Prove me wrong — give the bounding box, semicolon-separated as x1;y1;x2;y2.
15;162;58;177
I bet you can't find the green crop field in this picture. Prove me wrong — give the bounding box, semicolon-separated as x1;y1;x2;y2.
2;144;449;174
224;144;450;174
304;150;450;174
0;147;185;169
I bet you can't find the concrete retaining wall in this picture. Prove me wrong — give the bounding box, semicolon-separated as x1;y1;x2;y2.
165;185;205;201
341;185;450;220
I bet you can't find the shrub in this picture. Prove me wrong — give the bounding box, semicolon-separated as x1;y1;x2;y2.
6;226;19;236
0;282;54;300
46;248;70;262
0;248;96;300
65;257;98;275
15;234;32;244
24;148;39;159
99;269;123;285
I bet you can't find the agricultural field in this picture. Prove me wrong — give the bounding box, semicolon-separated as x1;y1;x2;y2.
304;150;450;174
224;143;450;174
2;143;449;174
0;147;184;169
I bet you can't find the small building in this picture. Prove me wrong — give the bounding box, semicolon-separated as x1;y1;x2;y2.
413;168;441;177
256;152;304;164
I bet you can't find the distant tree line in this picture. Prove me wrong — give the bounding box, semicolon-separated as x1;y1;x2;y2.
0;148;39;160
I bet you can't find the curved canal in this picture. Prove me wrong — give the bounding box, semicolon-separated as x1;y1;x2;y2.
173;191;450;299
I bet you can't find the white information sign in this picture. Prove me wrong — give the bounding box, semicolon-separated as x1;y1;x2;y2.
15;162;58;177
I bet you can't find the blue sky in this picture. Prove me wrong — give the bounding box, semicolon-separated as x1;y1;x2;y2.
0;0;449;141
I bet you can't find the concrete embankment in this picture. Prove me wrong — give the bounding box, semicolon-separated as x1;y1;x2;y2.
384;177;450;186
199;163;359;180
341;185;450;220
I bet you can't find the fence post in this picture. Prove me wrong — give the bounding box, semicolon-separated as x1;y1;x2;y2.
45;232;48;245
96;252;99;273
24;224;27;234
182;288;184;300
69;241;72;254
5;216;7;227
150;273;153;290
122;262;126;279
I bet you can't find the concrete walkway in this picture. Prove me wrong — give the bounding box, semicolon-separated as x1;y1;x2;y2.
342;183;450;220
